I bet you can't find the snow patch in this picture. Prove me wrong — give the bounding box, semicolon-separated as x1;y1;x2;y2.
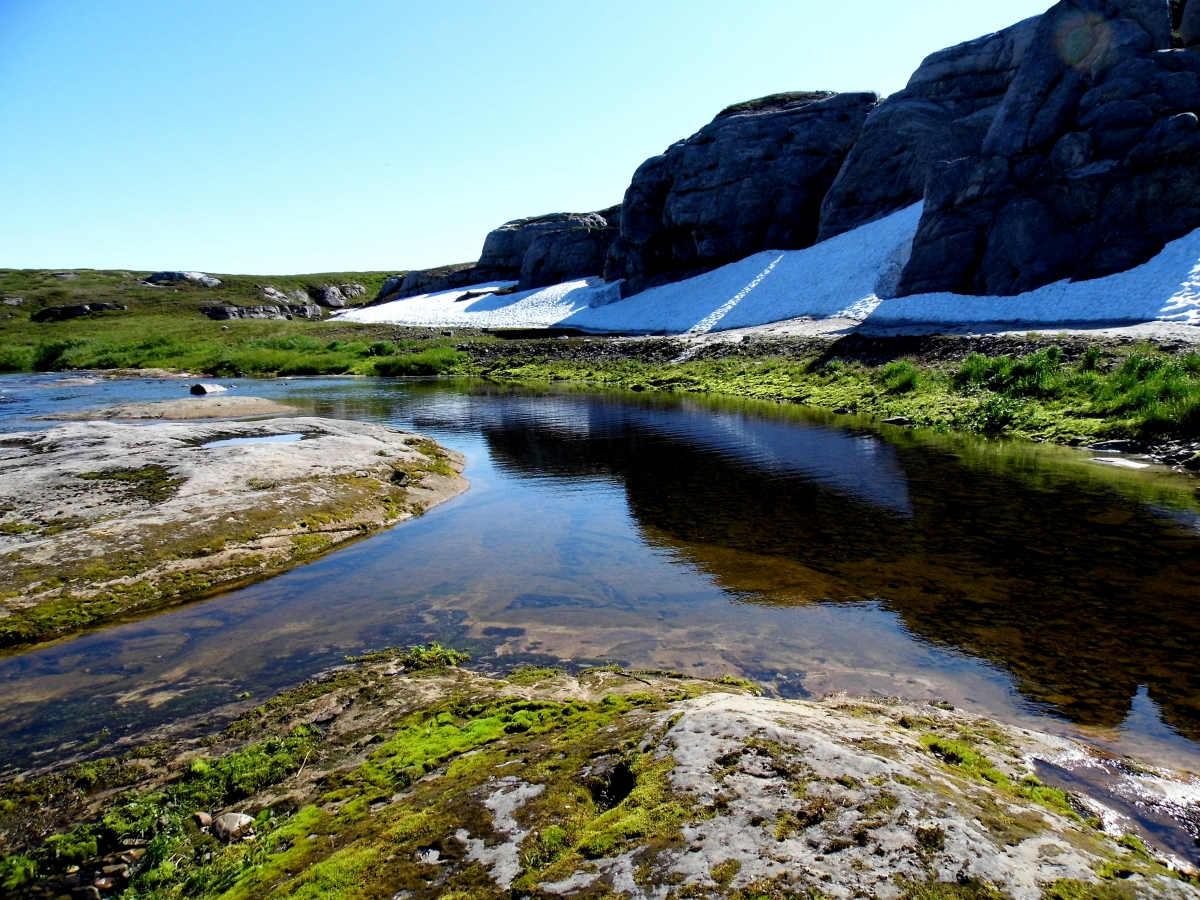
340;202;1200;334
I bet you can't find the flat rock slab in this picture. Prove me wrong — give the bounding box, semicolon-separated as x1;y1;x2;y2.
0;417;468;649
41;395;299;421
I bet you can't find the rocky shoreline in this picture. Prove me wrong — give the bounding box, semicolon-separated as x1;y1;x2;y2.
0;417;468;651
1;658;1197;899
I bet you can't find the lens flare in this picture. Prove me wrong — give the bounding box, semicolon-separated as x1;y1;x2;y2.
1056;12;1108;68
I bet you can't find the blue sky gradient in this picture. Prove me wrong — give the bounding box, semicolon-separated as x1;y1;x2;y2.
0;1;1050;274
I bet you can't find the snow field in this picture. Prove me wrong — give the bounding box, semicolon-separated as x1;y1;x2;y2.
339;202;1200;333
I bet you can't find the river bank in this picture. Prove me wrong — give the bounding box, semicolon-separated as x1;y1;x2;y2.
0;416;467;651
1;654;1197;900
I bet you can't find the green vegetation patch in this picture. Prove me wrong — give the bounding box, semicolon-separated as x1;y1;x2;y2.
77;465;185;504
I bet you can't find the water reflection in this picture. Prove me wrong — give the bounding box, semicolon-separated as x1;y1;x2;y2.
1;376;1198;770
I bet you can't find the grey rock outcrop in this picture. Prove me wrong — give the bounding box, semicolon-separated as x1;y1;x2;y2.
200;304;319;321
818;17;1040;240
314;285;346;308
146;271;222;288
373;209;620;302
32;303;124;322
897;0;1200;297
604;92;878;296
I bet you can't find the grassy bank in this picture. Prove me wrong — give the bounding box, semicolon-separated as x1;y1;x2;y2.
3;268;1200;446
466;338;1200;447
0;269;471;377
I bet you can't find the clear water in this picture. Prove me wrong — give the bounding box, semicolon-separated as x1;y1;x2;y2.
2;373;1200;779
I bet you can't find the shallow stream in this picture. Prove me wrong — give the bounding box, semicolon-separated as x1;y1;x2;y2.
2;373;1200;781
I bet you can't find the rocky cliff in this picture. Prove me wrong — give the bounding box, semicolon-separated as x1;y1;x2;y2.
604;92;877;296
374;209;619;303
379;0;1200;308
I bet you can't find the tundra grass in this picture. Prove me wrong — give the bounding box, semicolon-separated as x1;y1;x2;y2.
468;343;1200;443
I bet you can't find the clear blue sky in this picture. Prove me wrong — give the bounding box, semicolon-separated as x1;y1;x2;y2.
0;0;1050;275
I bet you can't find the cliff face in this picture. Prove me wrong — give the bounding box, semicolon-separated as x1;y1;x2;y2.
604;92;878;296
898;0;1200;297
382;0;1200;307
817;17;1040;241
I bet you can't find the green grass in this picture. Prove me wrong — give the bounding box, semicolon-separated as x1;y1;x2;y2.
0;267;472;378
468;342;1200;442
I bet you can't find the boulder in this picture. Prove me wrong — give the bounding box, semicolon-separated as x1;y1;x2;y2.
211;812;255;843
189;383;227;395
517;207;619;290
314;285;346;308
289;302;323;319
146;271;222;288
32;303;123;322
605;91;878;296
897;0;1200;297
1184;0;1200;47
374;263;482;303
818;16;1039;240
339;283;367;299
200;305;290;321
2;297;25;306
259;286;290;303
289;289;311;303
479;212;611;277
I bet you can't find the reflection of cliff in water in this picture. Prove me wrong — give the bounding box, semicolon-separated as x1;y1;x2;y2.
479;391;1200;741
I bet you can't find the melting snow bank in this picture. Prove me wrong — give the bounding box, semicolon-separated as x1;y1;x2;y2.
342;202;1200;334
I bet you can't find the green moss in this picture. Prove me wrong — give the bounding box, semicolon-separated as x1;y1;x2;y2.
713;673;762;694
920;735;1009;786
398;642;470;671
1042;879;1135;900
77;464;185;504
506;664;564;685
711;858;742;887
901;878;1008;900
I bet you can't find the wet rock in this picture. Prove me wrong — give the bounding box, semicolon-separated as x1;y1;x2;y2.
72;886;100;900
818;16;1039;239
605;92;877;296
32;303;124;323
211;812;255;843
146;271;222;288
881;415;914;426
189;383;227;396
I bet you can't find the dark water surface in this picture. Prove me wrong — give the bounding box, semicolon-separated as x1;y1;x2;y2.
2;373;1200;773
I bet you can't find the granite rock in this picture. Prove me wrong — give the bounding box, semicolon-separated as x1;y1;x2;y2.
605;92;877;296
898;0;1200;297
818;16;1039;240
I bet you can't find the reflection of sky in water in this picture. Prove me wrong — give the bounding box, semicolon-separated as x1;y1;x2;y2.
1;374;1199;774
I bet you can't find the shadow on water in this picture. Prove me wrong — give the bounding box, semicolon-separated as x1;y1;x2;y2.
475;385;1200;742
1;375;1199;772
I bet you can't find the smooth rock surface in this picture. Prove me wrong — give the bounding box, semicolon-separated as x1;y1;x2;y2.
605;92;877;296
189;383;227;395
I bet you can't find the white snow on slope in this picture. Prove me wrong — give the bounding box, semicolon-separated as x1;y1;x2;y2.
340;202;1200;333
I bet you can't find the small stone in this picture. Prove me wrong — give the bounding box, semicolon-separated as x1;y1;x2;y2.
92;878;115;891
212;812;255;843
193;810;212;827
